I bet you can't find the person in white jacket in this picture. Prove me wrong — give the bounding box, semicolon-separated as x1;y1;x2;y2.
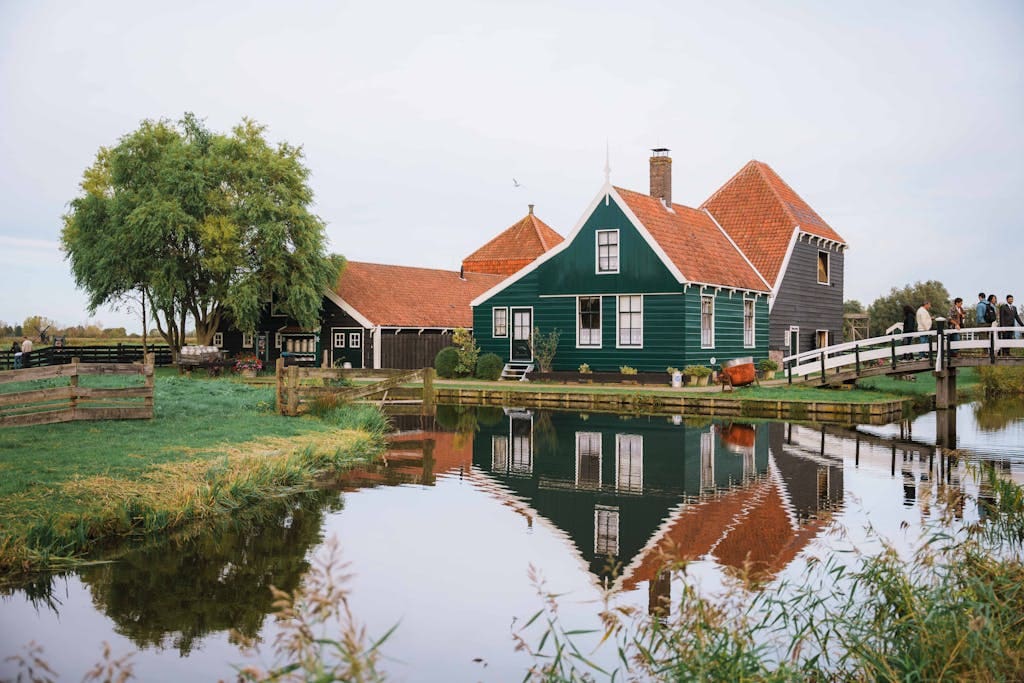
915;302;932;359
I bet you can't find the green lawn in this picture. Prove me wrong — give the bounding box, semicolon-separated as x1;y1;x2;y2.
0;372;385;576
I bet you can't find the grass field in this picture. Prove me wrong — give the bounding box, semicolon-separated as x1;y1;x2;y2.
0;371;387;577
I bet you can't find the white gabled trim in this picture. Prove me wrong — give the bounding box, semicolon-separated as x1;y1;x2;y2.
471;185;614;307
323;289;375;329
703;208;772;292
768;227;801;312
607;186;688;284
471;183;696;308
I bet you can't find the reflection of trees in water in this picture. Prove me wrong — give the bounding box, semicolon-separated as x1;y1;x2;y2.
77;490;343;655
973;398;1024;432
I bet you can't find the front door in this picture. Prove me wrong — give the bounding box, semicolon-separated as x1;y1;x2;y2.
511;308;532;362
788;327;800;355
331;327;364;368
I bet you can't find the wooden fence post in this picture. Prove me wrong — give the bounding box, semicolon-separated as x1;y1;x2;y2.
69;357;80;416
422;367;435;411
144;353;155;418
287;365;300;416
276;357;285;414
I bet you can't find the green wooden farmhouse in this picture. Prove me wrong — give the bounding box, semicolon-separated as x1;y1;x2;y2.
471;150;772;373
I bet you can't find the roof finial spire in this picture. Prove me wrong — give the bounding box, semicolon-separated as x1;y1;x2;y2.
604;139;611;184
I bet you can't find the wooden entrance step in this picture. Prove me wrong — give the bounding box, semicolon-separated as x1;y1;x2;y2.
500;362;534;382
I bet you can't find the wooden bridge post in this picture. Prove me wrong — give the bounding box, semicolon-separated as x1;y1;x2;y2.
890;338;897;370
854;344;860;375
935;367;957;410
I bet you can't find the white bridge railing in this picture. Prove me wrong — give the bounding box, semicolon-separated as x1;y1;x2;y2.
781;327;1024;381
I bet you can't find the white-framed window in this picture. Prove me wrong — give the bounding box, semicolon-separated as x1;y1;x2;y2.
700;430;715;489
511;417;533;475
212;332;223;348
596;229;619;274
701;295;715;348
333;332;345;348
743;298;755;348
492;307;508;338
594;505;620;556
492;435;509;473
617;295;643;347
577;296;602;348
576;432;602;489
615;434;643;494
817;250;830;285
349;332;361;348
275;333;282;350
242;332;253;349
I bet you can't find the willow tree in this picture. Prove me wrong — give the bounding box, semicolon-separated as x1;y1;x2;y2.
61;113;342;355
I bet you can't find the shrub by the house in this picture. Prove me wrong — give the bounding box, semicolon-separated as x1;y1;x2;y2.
475;353;503;381
434;347;460;379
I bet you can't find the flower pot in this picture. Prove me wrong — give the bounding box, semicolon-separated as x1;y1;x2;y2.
697;375;710;387
241;368;257;378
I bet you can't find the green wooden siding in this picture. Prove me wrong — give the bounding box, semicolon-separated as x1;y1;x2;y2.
474;190;770;371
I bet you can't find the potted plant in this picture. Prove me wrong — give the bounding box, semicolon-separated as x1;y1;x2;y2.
758;358;780;380
683;365;712;386
234;354;263;378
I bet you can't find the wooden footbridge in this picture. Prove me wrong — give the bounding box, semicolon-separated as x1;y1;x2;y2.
782;326;1024;408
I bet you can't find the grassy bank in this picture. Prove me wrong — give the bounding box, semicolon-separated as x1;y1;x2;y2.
0;372;387;578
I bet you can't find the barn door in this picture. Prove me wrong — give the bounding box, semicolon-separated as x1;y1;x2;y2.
511;308;532;362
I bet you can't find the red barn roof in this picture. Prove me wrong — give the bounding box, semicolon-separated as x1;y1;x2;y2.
614;187;770;292
462;208;564;277
335;261;504;328
701;161;846;286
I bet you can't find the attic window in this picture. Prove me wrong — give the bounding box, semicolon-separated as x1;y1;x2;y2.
596;230;619;274
817;251;830;285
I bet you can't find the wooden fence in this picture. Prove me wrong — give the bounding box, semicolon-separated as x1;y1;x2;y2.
0;357;155;428
1;344;173;370
276;358;434;416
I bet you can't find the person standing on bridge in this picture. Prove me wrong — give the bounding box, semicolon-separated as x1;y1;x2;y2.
916;302;933;360
998;295;1023;356
902;304;917;360
976;292;988;326
948;298;965;357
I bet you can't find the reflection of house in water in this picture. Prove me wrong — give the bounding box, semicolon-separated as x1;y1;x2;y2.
472;411;843;590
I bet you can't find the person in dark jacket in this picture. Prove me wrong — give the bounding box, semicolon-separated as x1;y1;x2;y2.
998;294;1024;355
902;305;917;360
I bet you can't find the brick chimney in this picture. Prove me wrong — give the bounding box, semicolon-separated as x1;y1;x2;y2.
649;148;672;207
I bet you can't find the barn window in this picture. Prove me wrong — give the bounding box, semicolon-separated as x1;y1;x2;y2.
701;295;715;348
242;333;253;348
213;332;223;348
492;307;508;338
817;251;830;285
616;434;643;493
594;505;619;556
274;333;282;350
349;332;361;348
617;295;642;347
744;299;755;348
596;229;619;273
576;432;602;489
577;296;601;347
333;332;345;348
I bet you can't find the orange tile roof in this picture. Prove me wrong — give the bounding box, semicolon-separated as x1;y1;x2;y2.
336;261;504;328
701;161;846;286
622;478;826;589
613;187;769;292
463;209;564;276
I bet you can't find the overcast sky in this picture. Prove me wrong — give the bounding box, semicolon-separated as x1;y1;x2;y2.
1;0;1022;333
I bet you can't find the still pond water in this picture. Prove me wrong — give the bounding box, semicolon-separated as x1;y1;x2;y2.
2;401;1023;681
